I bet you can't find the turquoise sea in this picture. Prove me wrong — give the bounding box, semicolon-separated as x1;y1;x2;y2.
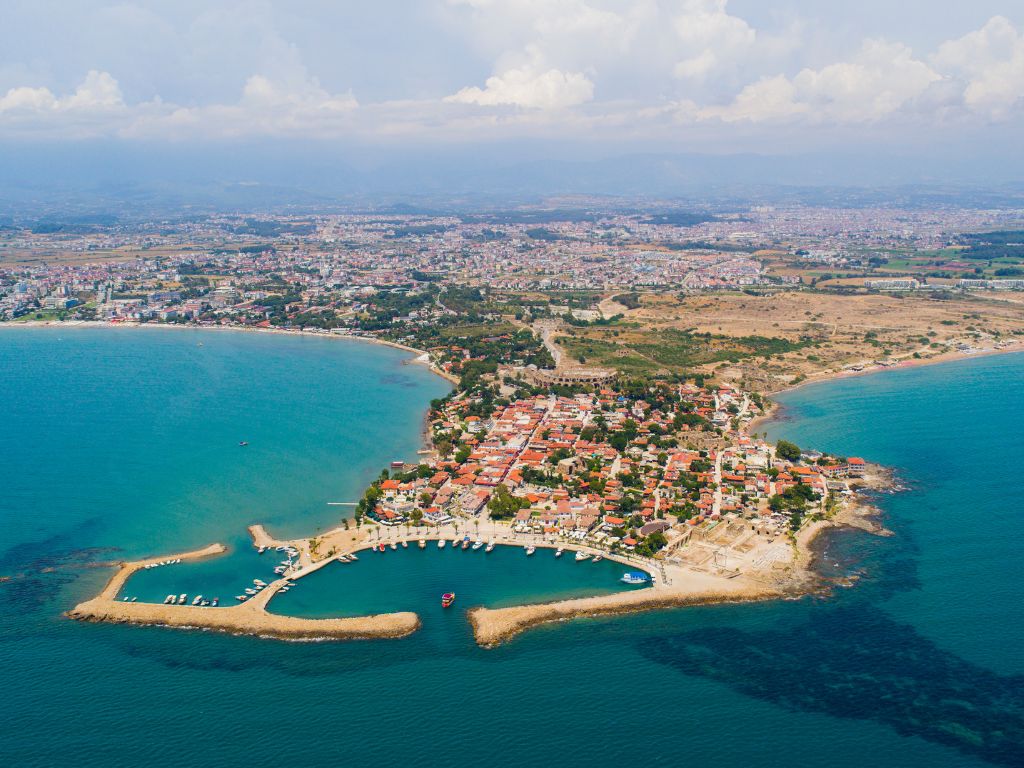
1;329;1022;767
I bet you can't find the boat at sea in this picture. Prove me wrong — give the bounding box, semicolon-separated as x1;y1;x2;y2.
378;543;385;552
438;539;447;549
574;551;590;562
244;587;257;595
235;595;247;602
164;595;175;604
347;553;358;561
525;545;536;556
253;579;267;586
461;538;470;550
441;592;456;608
191;595;203;606
472;540;483;551
592;554;603;563
401;540;408;548
555;547;564;557
211;598;219;607
390;542;397;551
620;572;650;585
485;541;495;553
419;539;426;549
177;594;186;605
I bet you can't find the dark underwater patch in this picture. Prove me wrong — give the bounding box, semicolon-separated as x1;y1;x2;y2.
637;606;1024;766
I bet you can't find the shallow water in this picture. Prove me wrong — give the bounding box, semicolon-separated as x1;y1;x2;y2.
2;330;1022;767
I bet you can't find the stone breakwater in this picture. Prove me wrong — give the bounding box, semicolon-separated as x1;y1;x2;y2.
467;576;790;648
66;542;420;641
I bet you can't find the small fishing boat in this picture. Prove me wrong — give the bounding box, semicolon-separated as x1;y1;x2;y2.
378;543;386;552
451;537;459;547
239;441;248;447
419;539;426;549
211;598;219;607
485;541;495;553
461;539;470;550
441;592;456;608
164;595;176;604
177;594;187;605
390;542;397;551
620;572;650;585
257;547;266;554
471;540;483;551
574;551;590;562
245;587;257;595
555;548;564;557
348;553;358;561
592;554;604;563
401;540;408;549
253;579;267;587
123;596;130;602
438;539;447;549
235;595;247;602
525;545;536;556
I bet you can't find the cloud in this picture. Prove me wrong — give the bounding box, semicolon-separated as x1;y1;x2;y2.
0;70;123;114
673;0;757;80
699;39;941;123
932;15;1024;119
445;60;594;109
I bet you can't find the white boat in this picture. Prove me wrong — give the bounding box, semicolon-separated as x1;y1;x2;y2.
451;537;460;547
438;540;447;549
235;595;247;602
401;540;408;548
419;539;426;549
258;547;266;554
191;595;203;606
177;594;187;605
390;542;397;551
348;553;358;561
620;572;649;585
164;595;176;604
122;596;130;602
574;551;590;562
485;541;495;553
525;545;536;556
244;588;257;595
555;548;564;557
592;554;604;563
211;598;219;607
253;579;267;586
472;540;483;551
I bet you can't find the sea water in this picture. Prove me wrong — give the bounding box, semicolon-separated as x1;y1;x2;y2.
1;329;1021;767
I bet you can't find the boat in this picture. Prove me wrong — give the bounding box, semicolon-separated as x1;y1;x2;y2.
620;572;650;585
274;566;286;574
211;598;219;607
390;542;397;551
401;540;408;548
177;594;187;605
239;441;248;447
348;553;358;561
419;539;426;549
164;595;176;604
378;543;385;552
471;540;483;551
122;596;130;602
592;554;604;563
235;595;247;602
485;541;495;553
244;587;257;595
525;545;536;556
438;540;447;549
441;592;456;608
253;579;267;586
574;551;590;562
258;546;266;554
451;537;459;547
461;539;469;550
555;548;564;557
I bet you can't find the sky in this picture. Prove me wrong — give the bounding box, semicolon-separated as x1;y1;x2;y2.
1;1;1022;193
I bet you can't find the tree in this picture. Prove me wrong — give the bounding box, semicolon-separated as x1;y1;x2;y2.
776;439;802;462
488;483;526;520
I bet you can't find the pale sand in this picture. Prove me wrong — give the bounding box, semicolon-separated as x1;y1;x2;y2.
66;540;419;641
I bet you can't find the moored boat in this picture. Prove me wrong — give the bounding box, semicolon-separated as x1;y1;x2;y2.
471;540;483;551
620;572;650;585
191;595;203;606
574;551;590;562
485;541;495;553
555;548;564;557
438;539;447;549
390;542;397;551
177;594;187;604
525;545;536;556
592;554;603;563
419;539;426;549
401;540;408;548
441;592;456;608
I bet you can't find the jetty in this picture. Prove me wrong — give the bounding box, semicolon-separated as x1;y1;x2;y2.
66;539;419;641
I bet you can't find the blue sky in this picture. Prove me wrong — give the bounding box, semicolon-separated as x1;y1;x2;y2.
0;1;1022;167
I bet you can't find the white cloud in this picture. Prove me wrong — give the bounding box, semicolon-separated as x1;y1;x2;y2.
932;15;1024;118
700;39;940;123
446;61;594;109
0;70;123;114
673;0;757;80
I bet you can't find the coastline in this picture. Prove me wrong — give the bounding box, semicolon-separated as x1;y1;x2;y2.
0;319;461;386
